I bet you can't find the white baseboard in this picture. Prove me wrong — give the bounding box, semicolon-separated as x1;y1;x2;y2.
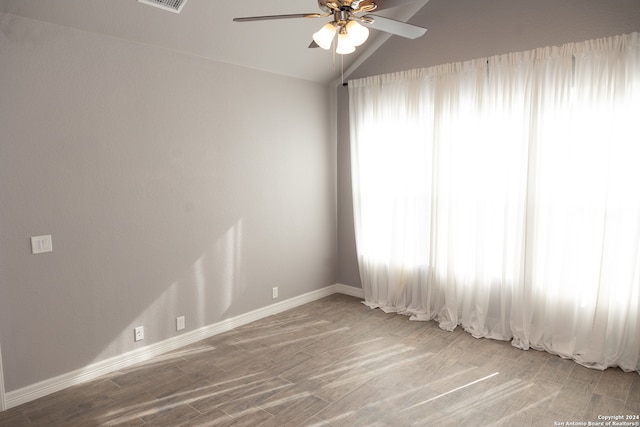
336;283;364;299
3;283;362;410
0;345;5;411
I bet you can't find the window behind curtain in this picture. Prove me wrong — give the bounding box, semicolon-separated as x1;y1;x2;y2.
348;33;640;372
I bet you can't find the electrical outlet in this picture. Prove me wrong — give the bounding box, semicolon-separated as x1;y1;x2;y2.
134;326;144;342
176;316;185;331
272;286;278;299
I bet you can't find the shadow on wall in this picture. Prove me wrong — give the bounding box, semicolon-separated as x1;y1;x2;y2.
91;218;247;365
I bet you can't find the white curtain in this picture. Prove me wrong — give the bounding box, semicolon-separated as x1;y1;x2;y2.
349;33;640;372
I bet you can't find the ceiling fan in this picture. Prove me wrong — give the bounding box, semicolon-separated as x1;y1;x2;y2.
233;0;427;55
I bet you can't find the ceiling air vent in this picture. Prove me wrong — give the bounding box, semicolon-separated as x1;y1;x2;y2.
138;0;188;14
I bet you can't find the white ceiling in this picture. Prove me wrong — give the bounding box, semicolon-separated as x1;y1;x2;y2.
0;0;429;84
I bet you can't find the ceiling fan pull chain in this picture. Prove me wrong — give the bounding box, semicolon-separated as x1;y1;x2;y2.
332;37;337;69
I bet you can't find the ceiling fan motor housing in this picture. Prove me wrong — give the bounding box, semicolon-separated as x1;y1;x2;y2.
318;0;377;15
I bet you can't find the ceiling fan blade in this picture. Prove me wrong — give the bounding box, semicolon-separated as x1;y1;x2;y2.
370;0;424;12
363;14;427;39
233;13;322;22
309;40;320;48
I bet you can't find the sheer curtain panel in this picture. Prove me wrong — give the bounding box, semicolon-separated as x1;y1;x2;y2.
349;33;640;373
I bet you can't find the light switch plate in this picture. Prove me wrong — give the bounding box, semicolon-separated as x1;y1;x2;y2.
31;235;53;254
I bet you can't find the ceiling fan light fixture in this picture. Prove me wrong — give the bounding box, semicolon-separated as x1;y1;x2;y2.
313;22;337;50
336;29;356;55
345;20;369;46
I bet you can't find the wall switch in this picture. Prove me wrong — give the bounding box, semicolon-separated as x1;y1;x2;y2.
272;286;278;299
176;316;185;331
31;235;53;254
134;326;144;341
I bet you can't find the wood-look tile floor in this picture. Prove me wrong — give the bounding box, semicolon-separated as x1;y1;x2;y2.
1;293;639;426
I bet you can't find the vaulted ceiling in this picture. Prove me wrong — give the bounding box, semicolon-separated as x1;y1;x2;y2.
0;0;429;84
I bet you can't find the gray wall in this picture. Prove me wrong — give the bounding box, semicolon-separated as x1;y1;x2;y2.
336;0;640;288
0;13;336;392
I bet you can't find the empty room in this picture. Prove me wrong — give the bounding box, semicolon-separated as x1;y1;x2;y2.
1;0;639;425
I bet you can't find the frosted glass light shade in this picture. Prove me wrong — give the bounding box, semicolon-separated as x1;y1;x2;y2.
336;31;356;54
346;20;369;46
313;22;337;50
